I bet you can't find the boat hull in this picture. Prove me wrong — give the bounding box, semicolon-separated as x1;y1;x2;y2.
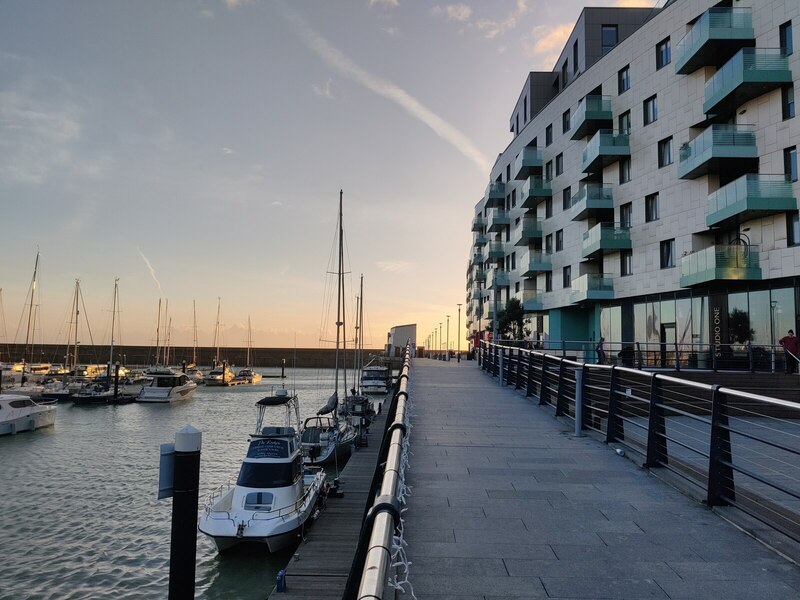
137;385;196;403
203;527;301;553
0;408;56;436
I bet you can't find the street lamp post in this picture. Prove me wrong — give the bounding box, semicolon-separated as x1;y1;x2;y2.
439;323;443;360
446;315;450;361
457;304;462;363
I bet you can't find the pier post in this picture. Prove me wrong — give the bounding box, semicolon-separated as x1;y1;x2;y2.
113;363;120;399
168;425;202;599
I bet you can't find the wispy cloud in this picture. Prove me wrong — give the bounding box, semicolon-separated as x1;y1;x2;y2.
312;78;335;99
377;260;414;273
222;146;235;154
200;9;215;19
610;0;654;6
524;23;573;69
368;0;398;6
223;0;253;9
382;26;399;36
272;200;283;206
137;248;166;298
431;4;473;22
281;5;491;174
433;1;528;39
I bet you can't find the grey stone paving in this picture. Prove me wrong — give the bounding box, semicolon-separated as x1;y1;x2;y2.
403;359;800;600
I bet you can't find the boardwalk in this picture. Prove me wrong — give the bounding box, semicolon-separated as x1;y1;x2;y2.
403;359;800;600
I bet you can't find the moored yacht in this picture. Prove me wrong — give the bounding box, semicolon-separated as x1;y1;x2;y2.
203;365;237;386
137;368;197;403
301;393;357;466
0;394;56;436
235;368;263;384
360;364;390;395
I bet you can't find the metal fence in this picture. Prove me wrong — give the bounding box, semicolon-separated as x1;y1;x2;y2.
480;342;800;545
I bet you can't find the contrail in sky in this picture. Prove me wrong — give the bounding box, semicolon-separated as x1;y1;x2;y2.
137;248;165;298
280;4;492;174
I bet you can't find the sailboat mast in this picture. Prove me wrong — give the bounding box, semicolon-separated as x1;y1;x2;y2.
214;298;221;367
359;274;364;390
334;189;344;397
72;280;81;369
155;298;162;365
165;317;172;366
109;278;119;364
192;300;198;365
247;315;252;367
24;251;40;362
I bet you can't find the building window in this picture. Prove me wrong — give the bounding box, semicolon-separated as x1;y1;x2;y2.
563;265;572;288
545;271;552;292
573;40;579;74
656;38;671;70
562;109;570;133
658;136;673;168
785;146;798;182
506;164;511;181
601;25;618;55
783;85;795;120
545;234;553;254
545;124;553;146
780;21;793;56
660;239;675;269
545;160;553;182
620;202;632;228
619;157;631;184
562;186;571;211
620;249;633;276
556;229;564;252
555;153;564;176
511;189;517;208
619;110;631;134
645;192;659;222
524;97;528;123
618;65;630;94
561;60;569;88
545;197;553;219
511;251;516;270
643;95;657;125
788;212;800;246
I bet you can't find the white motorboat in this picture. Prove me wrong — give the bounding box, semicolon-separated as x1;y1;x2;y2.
301;410;357;466
235;368;263;385
204;365;238;386
360;364;390;395
199;388;327;552
0;394;56;436
137;368;197;403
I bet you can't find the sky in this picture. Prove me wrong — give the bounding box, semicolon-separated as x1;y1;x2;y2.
0;0;655;351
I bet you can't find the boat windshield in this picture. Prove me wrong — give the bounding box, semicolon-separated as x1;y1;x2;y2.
362;371;387;381
243;491;274;511
237;458;301;488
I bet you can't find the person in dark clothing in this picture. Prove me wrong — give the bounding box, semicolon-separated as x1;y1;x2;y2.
617;345;635;367
779;329;800;374
595;337;606;365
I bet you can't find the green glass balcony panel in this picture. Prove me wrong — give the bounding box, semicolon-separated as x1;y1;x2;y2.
680;244;761;287
488;209;511;232
523;251;552;277
472;252;484;265
570;274;614;304
487;241;505;259
513;146;543;180
581;223;631;259
474;233;488;247
581;130;630;174
674;8;754;75
522;290;543;312
520;176;552;209
471;289;482;300
570;184;614;221
475;269;487;282
706;174;796;228
487;303;497;319
489;269;510;288
471;216;486;231
703;48;792;117
514;217;544;246
677;124;757;180
474;306;483;319
570;96;613;140
485;181;505;208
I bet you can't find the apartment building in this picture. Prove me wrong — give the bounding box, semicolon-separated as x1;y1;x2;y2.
466;0;799;360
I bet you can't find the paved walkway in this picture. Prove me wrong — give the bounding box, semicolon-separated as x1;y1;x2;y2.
403;359;800;600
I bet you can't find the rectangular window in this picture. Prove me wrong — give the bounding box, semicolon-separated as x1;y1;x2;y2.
788;212;800;247
660;239;675;269
562;109;570;133
620;202;632;228
545;197;553;219
556;229;564;252
511;189;517;208
619;110;631;134
515;281;520;293
555;153;564;176
524;97;528;123
561;60;569;88
511;252;516;270
618;65;630;94
643;95;657;125
658;136;673;168
562;265;572;288
601;25;618;55
545;271;552;292
645;192;659;222
515;115;519;135
545;234;553;254
786;146;798;182
545;124;553;146
620;249;633;276
619;157;631;184
656;37;671;69
506;164;511;181
783;85;795;120
545;160;553;181
780;21;793;56
573;40;579;74
562;186;571;211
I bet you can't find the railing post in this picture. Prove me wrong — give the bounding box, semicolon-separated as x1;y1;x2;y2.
707;384;735;507
525;350;534;398
561;339;566;358
498;346;505;386
712;343;718;372
574;366;584;437
515;349;522;390
644;374;668;468
555;358;567;416
674;341;680;371
539;356;548;406
605;365;624;443
636;342;643;369
748;343;754;373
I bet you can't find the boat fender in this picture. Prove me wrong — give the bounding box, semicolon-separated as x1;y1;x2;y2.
276;569;286;592
366;494;402;531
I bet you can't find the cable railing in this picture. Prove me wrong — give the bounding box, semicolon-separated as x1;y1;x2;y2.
479;341;800;545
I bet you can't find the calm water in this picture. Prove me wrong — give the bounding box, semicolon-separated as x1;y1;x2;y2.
0;368;348;600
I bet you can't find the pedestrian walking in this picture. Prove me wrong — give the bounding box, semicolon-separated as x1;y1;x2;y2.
595;337;606;365
779;329;800;374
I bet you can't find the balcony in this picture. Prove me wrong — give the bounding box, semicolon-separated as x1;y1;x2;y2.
570;184;614;221
471;215;485;232
488;268;510;289
680;244;761;287
488;209;510;232
474;233;488;247
471;289;483;300
570;96;613;140
486;302;497;320
520;176;552;209
514;217;543;247
471;252;484;266
581;223;631;259
674;8;754;75
522;289;543;312
474;269;487;283
487;241;505;260
523;251;552;276
677;124;757;180
706;174;796;228
513;146;543;180
703;48;792;118
581;130;630;174
485;181;505;208
570;274;614;304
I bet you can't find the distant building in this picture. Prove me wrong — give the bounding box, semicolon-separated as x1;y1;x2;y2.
466;0;799;362
387;324;417;356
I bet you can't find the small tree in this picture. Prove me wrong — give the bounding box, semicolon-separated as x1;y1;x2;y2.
498;298;526;340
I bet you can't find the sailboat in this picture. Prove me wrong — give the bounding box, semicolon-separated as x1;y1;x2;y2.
204;298;237;386
184;300;205;384
235;316;263;384
301;191;357;466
